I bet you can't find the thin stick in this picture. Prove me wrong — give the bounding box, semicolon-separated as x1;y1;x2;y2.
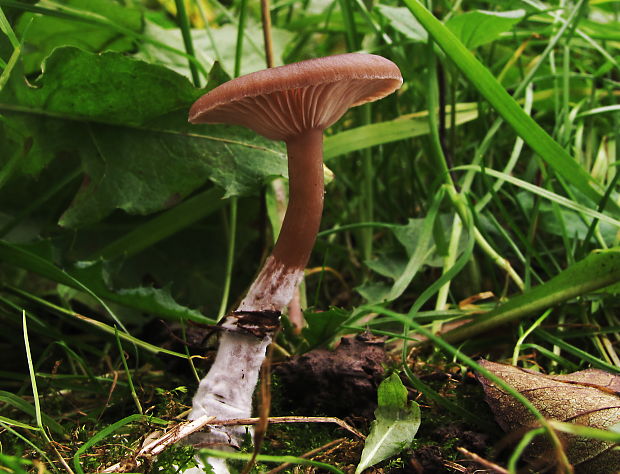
260;0;275;68
211;416;365;439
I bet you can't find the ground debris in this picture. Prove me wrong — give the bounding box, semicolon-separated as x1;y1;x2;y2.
275;332;387;417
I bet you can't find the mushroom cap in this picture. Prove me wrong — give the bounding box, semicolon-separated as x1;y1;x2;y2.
188;53;403;141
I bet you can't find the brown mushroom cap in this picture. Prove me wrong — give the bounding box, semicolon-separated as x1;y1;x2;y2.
188;53;402;141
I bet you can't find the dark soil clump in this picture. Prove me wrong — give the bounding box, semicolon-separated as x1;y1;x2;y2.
275;332;387;417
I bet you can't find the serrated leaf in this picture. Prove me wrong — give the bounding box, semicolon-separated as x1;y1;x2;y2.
56;118;286;226
356;374;421;474
7;46;199;126
70;260;214;324
0;240;212;324
446;9;525;49
0;47;288;227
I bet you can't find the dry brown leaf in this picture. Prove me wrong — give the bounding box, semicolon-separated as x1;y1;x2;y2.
476;359;620;473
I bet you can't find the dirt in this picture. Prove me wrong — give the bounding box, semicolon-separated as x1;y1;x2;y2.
272;335;498;473
274;332;388;418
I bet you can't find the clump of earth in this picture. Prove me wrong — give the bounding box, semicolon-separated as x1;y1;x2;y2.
275;332;388;418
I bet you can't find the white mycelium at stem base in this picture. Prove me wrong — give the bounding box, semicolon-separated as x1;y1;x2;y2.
186;53;402;473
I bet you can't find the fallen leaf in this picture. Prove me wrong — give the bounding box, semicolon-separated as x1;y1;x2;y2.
476;359;620;472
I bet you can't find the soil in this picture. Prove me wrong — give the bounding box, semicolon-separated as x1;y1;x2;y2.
274;332;388;418
271;334;496;473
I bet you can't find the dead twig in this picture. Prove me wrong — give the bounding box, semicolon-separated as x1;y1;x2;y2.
210;416;366;439
100;414;364;472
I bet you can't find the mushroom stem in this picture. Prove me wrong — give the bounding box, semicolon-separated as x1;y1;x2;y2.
238;128;324;312
187;130;325;471
188;329;271;448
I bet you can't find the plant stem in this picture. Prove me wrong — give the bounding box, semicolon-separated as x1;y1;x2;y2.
234;0;248;77
217;197;237;321
174;0;200;87
260;0;274;68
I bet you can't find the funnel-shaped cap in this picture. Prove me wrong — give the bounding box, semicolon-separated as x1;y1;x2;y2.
189;53;402;141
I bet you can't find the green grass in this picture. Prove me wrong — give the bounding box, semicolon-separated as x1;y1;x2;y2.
1;0;619;472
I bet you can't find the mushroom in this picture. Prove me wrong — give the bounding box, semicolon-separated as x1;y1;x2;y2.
186;53;402;472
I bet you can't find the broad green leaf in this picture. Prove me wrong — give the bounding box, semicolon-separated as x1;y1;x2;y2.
324;103;477;160
377;373;408;408
0;240;124;330
442;248;620;344
401;0;613;212
15;0;142;74
0;391;64;435
355;374;421;474
446;9;525;49
365;253;408;280
0;47;288;226
0;115;24;187
6;46;198;126
375;4;427;42
384;189;443;302
516;192;618;244
362;216;460;292
358;195;446;303
56;119;286;227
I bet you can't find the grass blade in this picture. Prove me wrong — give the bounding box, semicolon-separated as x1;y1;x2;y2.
401;0;613;212
440;248;620;345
